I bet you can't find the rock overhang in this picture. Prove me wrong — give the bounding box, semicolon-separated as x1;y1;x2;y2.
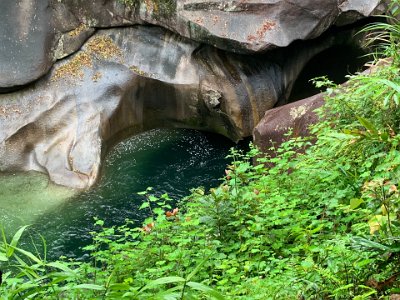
0;0;387;90
0;0;389;189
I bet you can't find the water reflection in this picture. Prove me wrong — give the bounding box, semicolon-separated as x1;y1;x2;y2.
0;129;235;259
0;172;75;231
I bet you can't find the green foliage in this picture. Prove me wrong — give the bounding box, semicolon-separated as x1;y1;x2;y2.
3;3;400;299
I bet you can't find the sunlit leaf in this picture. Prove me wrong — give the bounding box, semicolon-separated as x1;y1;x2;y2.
7;225;30;258
72;284;105;290
141;276;186;292
139;202;150;209
349;198;364;210
0;252;8;261
186;281;225;300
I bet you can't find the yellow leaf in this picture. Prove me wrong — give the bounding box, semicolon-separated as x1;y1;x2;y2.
381;204;388;216
368;215;383;235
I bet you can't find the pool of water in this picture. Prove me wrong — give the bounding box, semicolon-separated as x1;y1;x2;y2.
0;129;235;260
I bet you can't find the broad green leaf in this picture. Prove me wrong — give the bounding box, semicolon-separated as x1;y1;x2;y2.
153;207;164;215
13;246;42;264
0;253;8;261
149;195;158;202
95;219;104;226
11;283;38;294
186;281;225;300
141;276;185;292
7;225;29;258
350;198;364;210
139;202;150;209
352;236;391;251
72;284;105;291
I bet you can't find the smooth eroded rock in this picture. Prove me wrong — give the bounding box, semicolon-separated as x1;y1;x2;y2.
253;93;325;154
150;0;385;52
0;23;367;189
0;26;282;189
0;0;54;89
0;0;386;89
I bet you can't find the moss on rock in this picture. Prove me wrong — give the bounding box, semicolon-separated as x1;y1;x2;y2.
52;52;93;81
86;36;123;60
119;0;176;19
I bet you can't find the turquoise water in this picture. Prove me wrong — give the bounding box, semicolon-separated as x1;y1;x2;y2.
0;129;235;259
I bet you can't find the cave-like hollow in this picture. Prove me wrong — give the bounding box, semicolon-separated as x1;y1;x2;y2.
287;43;370;103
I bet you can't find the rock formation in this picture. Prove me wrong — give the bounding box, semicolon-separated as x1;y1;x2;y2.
1;0;386;90
0;1;386;189
253;93;325;154
0;0;54;89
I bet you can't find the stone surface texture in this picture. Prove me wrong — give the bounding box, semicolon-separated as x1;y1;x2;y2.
0;0;386;189
0;25;356;189
0;26;273;188
0;0;386;90
0;0;54;89
253;93;325;154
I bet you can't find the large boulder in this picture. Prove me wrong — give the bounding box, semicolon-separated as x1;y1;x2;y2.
0;0;386;90
0;0;54;89
253;93;325;154
175;0;385;52
0;24;353;189
0;26;283;189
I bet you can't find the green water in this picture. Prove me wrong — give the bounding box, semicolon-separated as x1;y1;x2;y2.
0;129;235;259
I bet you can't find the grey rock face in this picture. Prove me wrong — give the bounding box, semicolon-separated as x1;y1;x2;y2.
336;0;385;25
0;26;283;189
0;0;385;90
0;0;54;89
0;24;353;189
56;0;385;53
0;0;378;189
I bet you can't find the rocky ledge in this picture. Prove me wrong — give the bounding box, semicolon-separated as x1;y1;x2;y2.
0;0;385;89
0;0;386;189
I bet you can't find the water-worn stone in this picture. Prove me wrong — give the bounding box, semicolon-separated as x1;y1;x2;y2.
252;59;381;154
253;93;325;154
176;0;385;52
51;0;385;54
0;24;355;189
0;26;278;188
0;0;54;89
0;0;385;90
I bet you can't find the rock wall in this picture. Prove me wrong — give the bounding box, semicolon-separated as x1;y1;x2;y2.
0;1;386;189
0;0;386;91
